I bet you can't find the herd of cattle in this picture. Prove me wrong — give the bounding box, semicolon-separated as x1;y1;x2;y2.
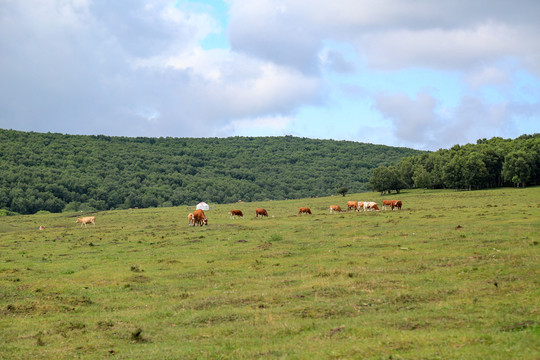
68;200;403;228
187;200;403;227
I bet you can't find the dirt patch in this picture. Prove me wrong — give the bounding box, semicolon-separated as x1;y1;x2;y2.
327;325;345;337
500;321;537;332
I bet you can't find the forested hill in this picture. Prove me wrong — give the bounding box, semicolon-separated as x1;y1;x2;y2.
369;134;540;193
0;129;423;214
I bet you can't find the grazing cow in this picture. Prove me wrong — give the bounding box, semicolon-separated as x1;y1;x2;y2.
329;205;342;213
255;208;268;217
357;202;365;211
347;201;358;211
188;213;195;226
76;216;96;227
298;207;312;215
363;202;379;211
382;200;393;210
39;226;45;230
230;210;244;219
193;209;208;226
391;200;402;210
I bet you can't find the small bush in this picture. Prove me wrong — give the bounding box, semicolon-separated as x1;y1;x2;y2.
269;234;283;242
0;209;18;217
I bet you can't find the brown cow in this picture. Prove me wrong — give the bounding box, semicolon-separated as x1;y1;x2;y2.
298;207;312;215
76;216;96;227
229;210;244;219
188;213;195;226
347;201;358;211
255;208;268;217
363;202;379;211
391;200;402;210
193;209;208;226
329;205;342;213
357;202;364;211
382;200;393;210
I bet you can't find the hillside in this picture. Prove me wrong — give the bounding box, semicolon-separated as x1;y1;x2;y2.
0;129;423;214
1;188;539;358
369;134;540;193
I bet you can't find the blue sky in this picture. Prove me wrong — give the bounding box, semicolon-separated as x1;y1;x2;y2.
1;0;539;150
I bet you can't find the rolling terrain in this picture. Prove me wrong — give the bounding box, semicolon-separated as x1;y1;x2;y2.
0;129;423;214
1;188;539;359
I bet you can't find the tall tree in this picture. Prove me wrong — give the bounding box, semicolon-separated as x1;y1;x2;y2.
502;150;533;187
442;154;466;190
337;187;349;197
412;165;431;190
387;166;407;194
463;152;489;190
369;166;390;194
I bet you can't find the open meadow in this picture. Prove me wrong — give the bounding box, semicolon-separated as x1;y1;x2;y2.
1;188;539;359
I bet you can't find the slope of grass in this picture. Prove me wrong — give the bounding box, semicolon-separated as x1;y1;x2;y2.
1;188;539;359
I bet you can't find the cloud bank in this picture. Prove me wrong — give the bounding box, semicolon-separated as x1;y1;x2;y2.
0;0;538;149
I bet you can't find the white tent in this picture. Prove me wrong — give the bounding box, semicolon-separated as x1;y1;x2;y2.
196;202;210;211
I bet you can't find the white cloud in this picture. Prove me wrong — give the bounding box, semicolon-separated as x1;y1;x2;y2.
0;0;537;146
374;91;523;149
360;21;537;71
374;92;441;148
319;49;356;73
219;114;294;136
0;0;320;137
467;66;509;89
229;0;540;74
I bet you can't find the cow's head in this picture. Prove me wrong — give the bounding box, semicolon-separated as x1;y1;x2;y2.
203;217;208;225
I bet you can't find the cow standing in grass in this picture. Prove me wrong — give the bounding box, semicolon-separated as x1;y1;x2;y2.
229;210;244;219
382;200;393;210
76;216;96;227
298;207;312;215
363;202;379;211
391;200;402;210
193;209;208;226
255;208;268;217
329;205;342;213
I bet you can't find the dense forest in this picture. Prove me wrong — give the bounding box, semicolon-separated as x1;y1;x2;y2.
369;134;540;193
0;129;422;214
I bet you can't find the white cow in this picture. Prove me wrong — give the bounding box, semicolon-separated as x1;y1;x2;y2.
363;202;379;211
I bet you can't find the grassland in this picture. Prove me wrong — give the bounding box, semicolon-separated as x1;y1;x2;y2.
1;188;539;359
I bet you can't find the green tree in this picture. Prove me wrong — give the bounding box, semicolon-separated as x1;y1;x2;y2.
443;154;466;190
479;146;504;187
63;201;81;212
398;158;415;188
337;187;349;197
369;166;390;194
502;150;534;187
386;166;407;194
463;152;489;190
427;152;447;189
412;165;431;190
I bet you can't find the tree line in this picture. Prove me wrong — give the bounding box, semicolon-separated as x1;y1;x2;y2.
0;129;421;215
369;134;540;194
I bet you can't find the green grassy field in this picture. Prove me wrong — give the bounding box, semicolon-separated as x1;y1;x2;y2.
1;188;539;359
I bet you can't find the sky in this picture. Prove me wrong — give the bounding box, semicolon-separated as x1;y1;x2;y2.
1;0;539;150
